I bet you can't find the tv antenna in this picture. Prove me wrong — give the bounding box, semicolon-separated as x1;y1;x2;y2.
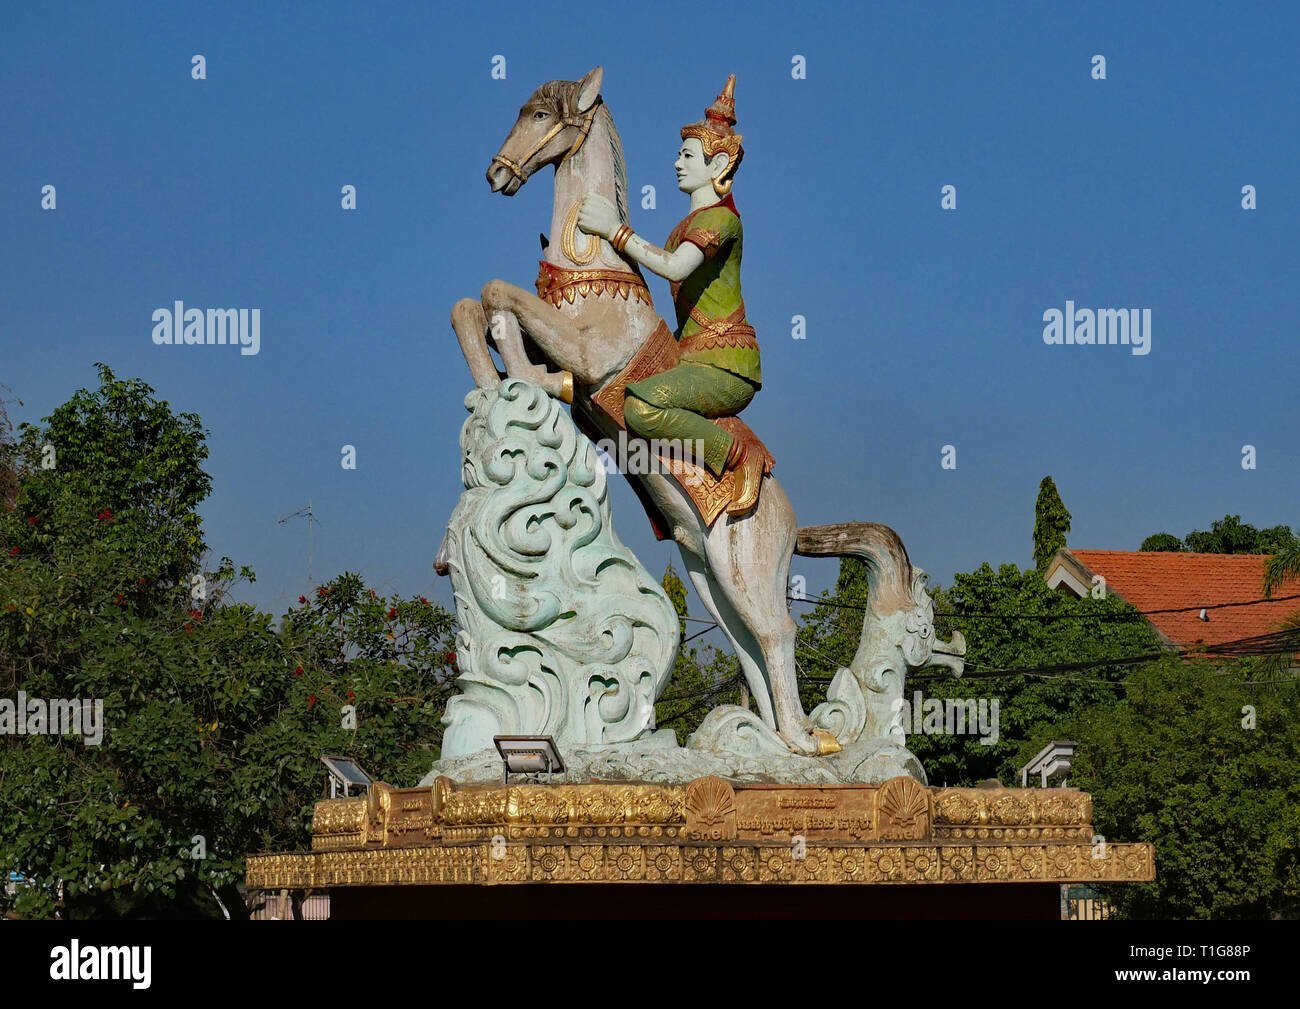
278;501;320;586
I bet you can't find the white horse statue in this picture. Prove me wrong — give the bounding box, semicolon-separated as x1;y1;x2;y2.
447;66;963;765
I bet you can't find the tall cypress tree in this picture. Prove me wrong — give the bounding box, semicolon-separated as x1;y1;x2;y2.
1033;475;1072;572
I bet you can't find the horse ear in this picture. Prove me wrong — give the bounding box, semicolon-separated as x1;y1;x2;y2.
575;66;603;112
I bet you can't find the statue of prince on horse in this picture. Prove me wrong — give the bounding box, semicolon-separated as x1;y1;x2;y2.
447;66;964;766
575;75;766;515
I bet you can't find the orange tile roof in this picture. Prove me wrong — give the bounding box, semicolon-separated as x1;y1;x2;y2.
1066;550;1300;651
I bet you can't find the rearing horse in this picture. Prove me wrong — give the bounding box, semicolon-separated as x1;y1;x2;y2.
449;66;961;758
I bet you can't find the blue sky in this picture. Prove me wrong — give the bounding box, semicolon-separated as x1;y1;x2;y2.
3;0;1296;625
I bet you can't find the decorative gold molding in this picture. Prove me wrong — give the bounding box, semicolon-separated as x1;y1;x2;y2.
933;787;1091;826
246;840;1154;889
310;778;1114;849
264;776;1155;890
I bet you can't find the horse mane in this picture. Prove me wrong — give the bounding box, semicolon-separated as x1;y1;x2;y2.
535;78;628;221
597;104;630;222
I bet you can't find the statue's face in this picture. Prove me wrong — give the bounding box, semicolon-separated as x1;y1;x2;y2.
675;137;728;195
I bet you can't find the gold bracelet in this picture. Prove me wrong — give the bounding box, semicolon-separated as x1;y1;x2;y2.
611;224;634;254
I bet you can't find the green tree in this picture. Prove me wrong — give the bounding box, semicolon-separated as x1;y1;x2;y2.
1028;657;1300;919
653;564;743;745
1186;514;1262;554
7;364;211;594
1032;476;1072;572
794;559;1164;786
1139;533;1183;552
0;369;457;919
1264;546;1300;599
1155;514;1298;555
276;573;458;792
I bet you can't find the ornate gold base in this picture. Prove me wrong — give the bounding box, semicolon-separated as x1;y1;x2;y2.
245;776;1154;891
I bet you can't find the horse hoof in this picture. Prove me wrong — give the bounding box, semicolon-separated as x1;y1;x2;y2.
812;729;842;755
782;728;832;756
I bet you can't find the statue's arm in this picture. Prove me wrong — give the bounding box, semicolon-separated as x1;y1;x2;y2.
578;193;703;283
622;234;703;284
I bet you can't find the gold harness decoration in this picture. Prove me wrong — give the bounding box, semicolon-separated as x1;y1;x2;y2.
560;201;600;265
535;260;655;309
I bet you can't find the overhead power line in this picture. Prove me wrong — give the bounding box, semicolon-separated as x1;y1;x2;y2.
788;591;1300;621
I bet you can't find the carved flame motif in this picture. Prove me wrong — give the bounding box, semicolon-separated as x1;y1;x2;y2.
685;776;736;827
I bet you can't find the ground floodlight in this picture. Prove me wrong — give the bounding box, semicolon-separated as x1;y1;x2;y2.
322;754;374;798
494;735;566;785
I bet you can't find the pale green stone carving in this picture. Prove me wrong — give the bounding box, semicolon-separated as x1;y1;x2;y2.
438;379;679;759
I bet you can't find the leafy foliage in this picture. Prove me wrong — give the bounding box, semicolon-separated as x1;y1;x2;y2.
1032;476;1071;572
1139;532;1183;552
1029;657;1300;919
0;369;456;919
1142;514;1297;556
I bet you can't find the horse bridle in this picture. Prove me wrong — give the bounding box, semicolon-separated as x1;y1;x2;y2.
491;97;603;184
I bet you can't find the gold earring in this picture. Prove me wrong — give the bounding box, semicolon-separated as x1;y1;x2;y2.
711;176;733;197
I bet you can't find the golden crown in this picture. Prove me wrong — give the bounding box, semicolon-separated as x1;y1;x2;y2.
680;74;744;172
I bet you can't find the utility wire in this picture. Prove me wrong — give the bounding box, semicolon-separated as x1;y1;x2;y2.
682;623;718;644
789;591;1300;620
793;626;1300;684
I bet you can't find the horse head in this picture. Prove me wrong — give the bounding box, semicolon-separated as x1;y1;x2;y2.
487;66;604;196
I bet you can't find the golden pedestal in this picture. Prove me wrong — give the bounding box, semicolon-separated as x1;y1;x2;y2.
246;775;1152;917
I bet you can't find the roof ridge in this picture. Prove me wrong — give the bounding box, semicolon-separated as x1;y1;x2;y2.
1070;549;1274;561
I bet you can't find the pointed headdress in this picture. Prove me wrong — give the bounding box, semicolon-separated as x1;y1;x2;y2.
680;74;744;197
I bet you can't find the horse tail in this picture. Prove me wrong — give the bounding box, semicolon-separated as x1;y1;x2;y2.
794;521;915;617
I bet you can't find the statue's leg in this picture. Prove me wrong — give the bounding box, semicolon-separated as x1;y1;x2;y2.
450;298;502;390
678;548;777;728
625;364;755;477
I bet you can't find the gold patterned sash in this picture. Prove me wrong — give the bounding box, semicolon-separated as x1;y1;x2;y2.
679;303;758;354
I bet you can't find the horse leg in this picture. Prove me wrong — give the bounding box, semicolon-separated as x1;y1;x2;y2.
703;491;820;754
481;279;600;380
678;548;777;728
486;307;568;398
450;298;502;390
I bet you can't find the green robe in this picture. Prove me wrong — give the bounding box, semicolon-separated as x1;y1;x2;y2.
623;194;761;476
665;194;761;385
